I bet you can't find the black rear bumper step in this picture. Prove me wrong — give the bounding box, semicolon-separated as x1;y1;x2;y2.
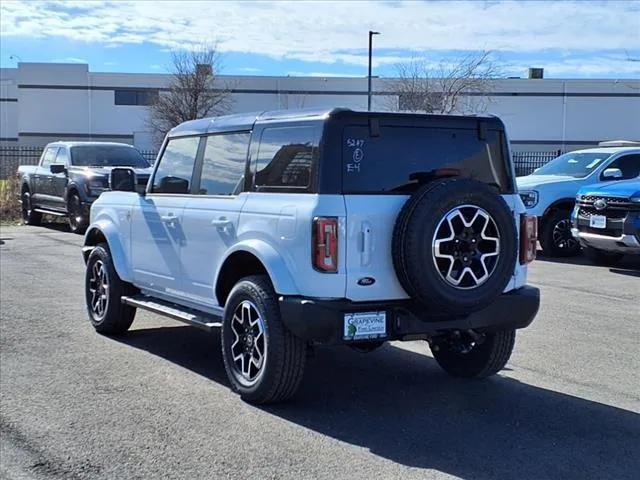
121;295;223;332
279;286;540;345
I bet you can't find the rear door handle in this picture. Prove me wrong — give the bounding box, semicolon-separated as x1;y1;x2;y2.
160;214;178;225
211;218;232;227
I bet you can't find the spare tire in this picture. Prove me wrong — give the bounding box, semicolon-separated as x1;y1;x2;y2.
392;178;517;315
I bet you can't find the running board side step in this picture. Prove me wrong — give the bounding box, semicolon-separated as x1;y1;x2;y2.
34;208;66;216
121;295;223;332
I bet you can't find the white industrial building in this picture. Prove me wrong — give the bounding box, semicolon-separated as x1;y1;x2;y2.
1;62;638;152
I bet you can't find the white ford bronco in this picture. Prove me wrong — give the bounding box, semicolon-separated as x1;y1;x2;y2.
83;108;540;404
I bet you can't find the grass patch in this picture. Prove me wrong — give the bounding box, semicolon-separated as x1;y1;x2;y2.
0;178;21;224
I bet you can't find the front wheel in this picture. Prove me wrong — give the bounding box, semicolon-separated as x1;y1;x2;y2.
85;243;136;334
221;275;306;404
584;246;623;266
430;330;515;378
539;210;580;257
68;193;87;234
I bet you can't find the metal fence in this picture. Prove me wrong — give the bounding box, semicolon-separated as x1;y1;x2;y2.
0;147;158;179
512;150;563;177
1;145;560;179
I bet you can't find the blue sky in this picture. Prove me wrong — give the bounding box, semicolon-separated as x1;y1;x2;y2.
1;0;639;78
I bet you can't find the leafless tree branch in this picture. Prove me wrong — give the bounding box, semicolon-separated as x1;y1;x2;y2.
386;50;500;115
147;43;233;146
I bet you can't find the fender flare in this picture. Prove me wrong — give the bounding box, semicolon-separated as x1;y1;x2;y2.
543;197;576;218
84;219;133;282
64;181;87;203
216;239;300;296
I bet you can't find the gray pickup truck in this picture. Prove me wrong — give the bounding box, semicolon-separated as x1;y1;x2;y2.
18;142;152;233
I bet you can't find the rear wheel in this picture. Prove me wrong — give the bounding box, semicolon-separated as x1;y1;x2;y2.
85;243;136;334
221;275;306;404
539;210;580;257
21;190;42;226
430;330;516;378
584;246;623;266
67;193;87;234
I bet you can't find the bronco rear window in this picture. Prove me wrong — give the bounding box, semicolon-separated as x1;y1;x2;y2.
341;125;513;193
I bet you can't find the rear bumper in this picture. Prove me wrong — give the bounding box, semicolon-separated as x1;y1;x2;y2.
279;286;540;345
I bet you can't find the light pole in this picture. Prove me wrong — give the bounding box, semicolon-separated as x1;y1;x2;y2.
367;30;380;111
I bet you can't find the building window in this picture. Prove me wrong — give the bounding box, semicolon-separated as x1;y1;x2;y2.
114;89;158;106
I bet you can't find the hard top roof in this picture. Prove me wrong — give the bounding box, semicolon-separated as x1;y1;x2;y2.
46;141;136;148
167;107;501;137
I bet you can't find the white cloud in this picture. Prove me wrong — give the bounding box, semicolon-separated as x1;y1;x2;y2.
2;0;639;70
50;56;87;63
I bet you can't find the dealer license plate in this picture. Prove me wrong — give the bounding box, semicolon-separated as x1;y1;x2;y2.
344;311;386;341
589;215;606;229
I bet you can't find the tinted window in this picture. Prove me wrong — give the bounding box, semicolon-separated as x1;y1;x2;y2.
342;126;511;193
70;146;149;168
152;136;200;194
254;125;320;189
199;133;249;195
40;147;58;167
54;148;69;165
114;89;158;106
604;154;640;180
535;152;611;178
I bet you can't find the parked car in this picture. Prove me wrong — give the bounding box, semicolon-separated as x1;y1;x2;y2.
517;146;640;257
572;178;640;265
17;142;152;233
82;108;540;404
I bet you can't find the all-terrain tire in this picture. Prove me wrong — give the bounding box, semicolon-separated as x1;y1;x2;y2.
67;193;87;234
584;246;623;266
392;178;517;315
85;243;136;334
221;275;306;404
539;210;581;257
21;189;42;226
431;329;516;378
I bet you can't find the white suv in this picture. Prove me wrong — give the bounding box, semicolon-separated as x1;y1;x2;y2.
83;108;539;404
516;147;640;257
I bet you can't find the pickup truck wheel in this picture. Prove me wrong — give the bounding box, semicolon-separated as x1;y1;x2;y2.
85;243;136;334
221;275;306;404
393;178;517;315
539;210;580;257
21;190;42;226
67;193;87;234
430;329;515;378
584;246;623;266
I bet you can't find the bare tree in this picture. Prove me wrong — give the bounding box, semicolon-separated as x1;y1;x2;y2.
148;44;232;145
386;50;500;114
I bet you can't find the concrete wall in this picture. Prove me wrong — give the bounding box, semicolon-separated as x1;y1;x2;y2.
1;63;638;152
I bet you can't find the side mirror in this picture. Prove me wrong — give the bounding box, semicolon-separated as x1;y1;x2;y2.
109;168;138;192
50;164;66;174
602;168;623;179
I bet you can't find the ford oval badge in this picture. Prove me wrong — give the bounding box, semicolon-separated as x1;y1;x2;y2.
357;277;376;286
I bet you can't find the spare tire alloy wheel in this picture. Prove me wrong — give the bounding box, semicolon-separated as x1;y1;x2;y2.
392;178;517;315
433;205;500;289
229;300;267;387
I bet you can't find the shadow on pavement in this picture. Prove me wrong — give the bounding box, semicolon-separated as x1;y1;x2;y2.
116;325;640;480
535;249;640;271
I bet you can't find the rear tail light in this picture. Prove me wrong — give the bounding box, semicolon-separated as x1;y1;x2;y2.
313;217;338;273
520;215;538;265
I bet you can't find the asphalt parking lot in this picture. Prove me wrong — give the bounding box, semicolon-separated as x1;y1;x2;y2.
1;224;639;480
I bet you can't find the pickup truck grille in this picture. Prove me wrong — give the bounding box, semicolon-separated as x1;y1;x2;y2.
577;195;639;219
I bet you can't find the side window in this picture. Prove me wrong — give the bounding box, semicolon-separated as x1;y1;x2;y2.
54;148;69;165
254;125;320;190
151;136;200;194
198;133;250;195
604;155;640;180
40;147;58;167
